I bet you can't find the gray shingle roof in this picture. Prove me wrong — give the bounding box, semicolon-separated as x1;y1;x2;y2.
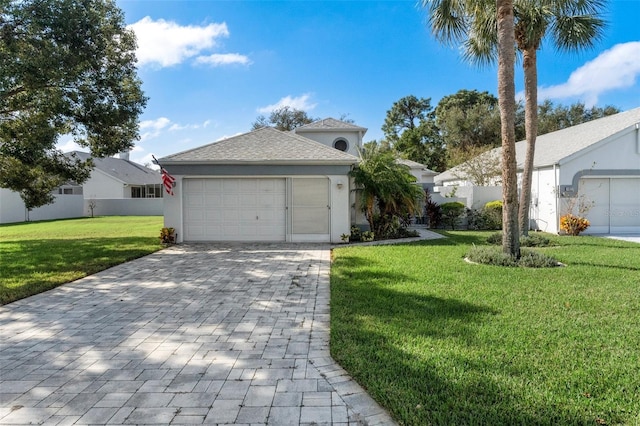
68;151;161;185
295;117;367;132
159;127;359;164
396;159;438;174
436;107;640;183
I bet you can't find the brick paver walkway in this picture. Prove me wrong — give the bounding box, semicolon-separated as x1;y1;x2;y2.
0;244;396;425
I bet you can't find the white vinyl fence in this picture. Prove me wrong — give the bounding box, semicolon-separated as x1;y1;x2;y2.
1;189;163;224
0;189;84;223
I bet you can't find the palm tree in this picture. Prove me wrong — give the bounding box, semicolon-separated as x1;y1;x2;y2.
426;0;606;236
424;0;520;257
350;146;424;236
514;0;606;235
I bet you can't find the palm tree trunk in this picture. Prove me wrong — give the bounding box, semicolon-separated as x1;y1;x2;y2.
519;46;537;236
496;0;520;258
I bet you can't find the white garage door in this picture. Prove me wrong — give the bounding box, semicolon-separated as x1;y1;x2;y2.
183;178;286;241
579;178;640;234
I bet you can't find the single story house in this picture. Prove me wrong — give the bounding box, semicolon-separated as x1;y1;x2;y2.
158;118;365;243
66;151;163;199
435;107;640;234
396;159;438;188
0;152;163;224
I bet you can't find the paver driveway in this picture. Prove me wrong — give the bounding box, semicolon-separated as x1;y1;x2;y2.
0;244;395;425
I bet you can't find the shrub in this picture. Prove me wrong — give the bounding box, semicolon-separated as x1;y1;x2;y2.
349;226;362;242
440;201;465;230
485;200;503;212
560;214;590;236
424;190;442;229
486;232;502;245
483;200;503;229
466;207;502;230
520;233;552;247
487;232;553;247
467;246;559;268
159;227;175;244
361;231;375;242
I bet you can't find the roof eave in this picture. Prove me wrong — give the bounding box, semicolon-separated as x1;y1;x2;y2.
159;159;358;166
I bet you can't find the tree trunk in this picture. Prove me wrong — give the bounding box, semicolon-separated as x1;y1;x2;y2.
496;0;520;258
519;46;538;236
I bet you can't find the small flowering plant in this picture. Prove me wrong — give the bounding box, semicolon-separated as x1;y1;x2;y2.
160;227;176;244
560;214;590;236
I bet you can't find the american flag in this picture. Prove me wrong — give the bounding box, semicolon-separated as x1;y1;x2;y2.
161;167;175;196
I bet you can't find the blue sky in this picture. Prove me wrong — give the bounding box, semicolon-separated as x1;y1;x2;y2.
59;0;640;166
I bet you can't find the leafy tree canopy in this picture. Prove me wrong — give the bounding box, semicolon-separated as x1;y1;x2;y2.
537;101;620;135
251;106;318;131
0;0;147;210
435;89;501;159
382;95;446;172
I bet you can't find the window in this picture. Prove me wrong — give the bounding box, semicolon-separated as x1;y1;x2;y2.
333;138;348;152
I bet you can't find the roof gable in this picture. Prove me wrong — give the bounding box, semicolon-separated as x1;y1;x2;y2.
436;107;640;183
294;117;367;132
159;127;359;164
520;107;640;168
68;151;161;185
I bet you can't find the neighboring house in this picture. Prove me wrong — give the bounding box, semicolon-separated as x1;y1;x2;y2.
68;151;163;199
435;107;640;234
159;119;362;243
0;152;163;224
396;159;438;189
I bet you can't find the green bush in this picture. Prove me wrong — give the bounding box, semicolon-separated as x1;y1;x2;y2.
440;201;465;230
467;246;559;268
486;232;502;245
486;232;553;247
361;231;375;242
484;200;503;212
349;226;362;242
520;233;552;247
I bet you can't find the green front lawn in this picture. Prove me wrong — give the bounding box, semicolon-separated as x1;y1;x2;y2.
0;216;164;305
331;232;640;426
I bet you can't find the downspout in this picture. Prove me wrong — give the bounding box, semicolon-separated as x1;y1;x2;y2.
553;163;559;234
636;123;639;154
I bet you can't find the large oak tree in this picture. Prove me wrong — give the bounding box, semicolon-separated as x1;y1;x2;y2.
0;0;147;210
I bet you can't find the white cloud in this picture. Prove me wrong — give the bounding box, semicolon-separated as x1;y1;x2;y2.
195;53;251;67
537;41;640;106
129;17;229;67
139;117;212;142
133;152;160;169
140;117;171;131
56;138;83;153
139;117;171;142
257;94;317;114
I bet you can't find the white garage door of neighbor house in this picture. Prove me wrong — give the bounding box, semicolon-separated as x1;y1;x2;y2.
183;178;286;241
579;178;640;234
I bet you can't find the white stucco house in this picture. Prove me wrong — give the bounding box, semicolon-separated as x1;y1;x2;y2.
66;151;163;199
435;107;640;234
158;118;365;243
0;152;163;224
396;159;438;187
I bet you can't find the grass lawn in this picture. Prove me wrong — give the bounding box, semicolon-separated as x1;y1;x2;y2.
331;231;640;426
0;216;164;305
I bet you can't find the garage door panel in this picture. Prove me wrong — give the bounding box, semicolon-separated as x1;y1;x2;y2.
184;178;285;241
579;179;609;233
579;177;640;234
610;179;640;231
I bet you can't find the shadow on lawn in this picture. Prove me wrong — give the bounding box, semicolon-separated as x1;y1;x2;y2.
331;269;594;426
0;237;160;304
